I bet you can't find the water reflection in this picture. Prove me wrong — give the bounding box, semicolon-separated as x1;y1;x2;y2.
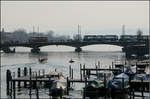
28;52;48;59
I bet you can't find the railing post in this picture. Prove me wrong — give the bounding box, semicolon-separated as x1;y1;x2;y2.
36;73;39;99
112;62;114;69
42;69;45;76
80;64;82;81
83;64;85;78
29;77;32;99
29;67;32;99
69;65;71;78
141;79;144;99
66;77;69;95
71;69;73;80
24;67;27;88
6;70;10;95
38;70;40;77
129;74;132;99
49;77;51;97
10;77;13;98
13;81;16;99
96;65;98;77
17;68;21;89
6;70;11;95
104;73;106;88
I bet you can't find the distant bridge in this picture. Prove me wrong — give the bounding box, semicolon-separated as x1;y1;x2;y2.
1;40;149;58
1;40;145;48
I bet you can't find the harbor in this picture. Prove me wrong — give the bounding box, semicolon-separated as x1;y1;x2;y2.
5;59;150;99
1;1;150;99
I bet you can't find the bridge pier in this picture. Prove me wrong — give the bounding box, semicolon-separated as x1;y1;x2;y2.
31;48;40;53
2;47;15;53
75;47;82;52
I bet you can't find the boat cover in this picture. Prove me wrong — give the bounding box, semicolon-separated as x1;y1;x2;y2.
85;79;104;89
51;81;66;89
133;74;149;80
108;73;129;90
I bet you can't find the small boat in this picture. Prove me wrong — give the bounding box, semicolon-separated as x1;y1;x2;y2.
69;59;75;63
38;58;48;63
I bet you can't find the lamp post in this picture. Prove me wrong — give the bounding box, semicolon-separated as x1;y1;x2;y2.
149;27;150;98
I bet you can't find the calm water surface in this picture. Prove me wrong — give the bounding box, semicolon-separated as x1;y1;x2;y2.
1;46;125;98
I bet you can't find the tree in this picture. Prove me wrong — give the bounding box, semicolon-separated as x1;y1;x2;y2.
46;30;54;41
13;29;29;42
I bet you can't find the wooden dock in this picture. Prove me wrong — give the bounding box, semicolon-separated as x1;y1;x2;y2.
68;79;93;83
12;76;57;82
81;68;119;71
6;67;66;99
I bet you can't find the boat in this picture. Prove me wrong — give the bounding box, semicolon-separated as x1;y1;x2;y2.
45;72;67;96
131;73;150;91
84;79;107;97
69;59;75;63
38;57;48;63
50;76;67;96
108;73;129;90
108;73;129;98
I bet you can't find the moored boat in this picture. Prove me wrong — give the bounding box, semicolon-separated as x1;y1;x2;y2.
84;79;107;97
108;73;129;98
45;71;67;96
50;76;67;96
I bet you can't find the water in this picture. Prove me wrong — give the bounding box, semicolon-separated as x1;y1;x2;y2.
1;46;125;98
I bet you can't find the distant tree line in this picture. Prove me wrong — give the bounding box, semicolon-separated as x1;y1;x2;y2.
1;28;73;43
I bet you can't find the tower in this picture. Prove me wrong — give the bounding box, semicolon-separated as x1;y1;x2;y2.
33;26;35;37
78;24;81;41
122;24;125;35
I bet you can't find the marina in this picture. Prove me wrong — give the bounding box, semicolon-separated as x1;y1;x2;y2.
5;60;150;99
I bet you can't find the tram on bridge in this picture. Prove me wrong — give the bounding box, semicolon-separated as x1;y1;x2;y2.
83;35;147;42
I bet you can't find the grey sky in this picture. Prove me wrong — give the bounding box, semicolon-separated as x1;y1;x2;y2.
1;1;149;36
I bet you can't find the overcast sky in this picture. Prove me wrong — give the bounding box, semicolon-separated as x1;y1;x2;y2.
1;1;149;36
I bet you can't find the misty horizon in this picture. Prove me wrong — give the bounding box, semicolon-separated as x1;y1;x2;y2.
1;1;149;36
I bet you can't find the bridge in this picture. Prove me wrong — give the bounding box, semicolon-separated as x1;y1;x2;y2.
1;40;149;59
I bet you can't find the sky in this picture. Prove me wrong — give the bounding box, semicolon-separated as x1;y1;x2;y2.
1;1;149;36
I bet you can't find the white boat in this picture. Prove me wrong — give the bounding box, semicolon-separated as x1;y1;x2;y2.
50;76;67;96
45;71;67;96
